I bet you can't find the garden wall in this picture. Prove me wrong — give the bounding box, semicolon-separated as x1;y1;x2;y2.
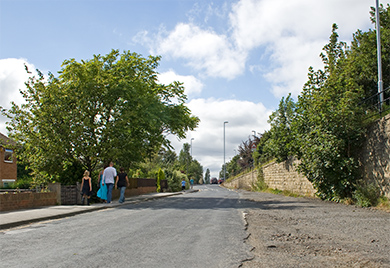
0;192;57;212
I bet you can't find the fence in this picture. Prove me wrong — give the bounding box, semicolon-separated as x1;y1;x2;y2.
360;86;390;120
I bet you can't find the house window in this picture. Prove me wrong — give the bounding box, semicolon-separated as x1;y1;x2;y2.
4;148;13;163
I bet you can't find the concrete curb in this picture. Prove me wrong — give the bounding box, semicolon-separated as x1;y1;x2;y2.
0;190;199;230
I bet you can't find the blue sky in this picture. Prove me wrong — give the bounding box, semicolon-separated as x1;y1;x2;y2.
0;0;382;178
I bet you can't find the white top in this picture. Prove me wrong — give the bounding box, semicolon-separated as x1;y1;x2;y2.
103;166;117;184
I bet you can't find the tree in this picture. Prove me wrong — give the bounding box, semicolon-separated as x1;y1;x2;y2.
178;143;191;173
252;131;272;166
294;24;366;200
237;136;259;170
1;50;199;185
157;168;165;193
264;94;296;162
204;168;210;184
188;159;203;184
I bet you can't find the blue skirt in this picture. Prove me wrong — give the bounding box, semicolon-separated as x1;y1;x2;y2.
97;177;107;200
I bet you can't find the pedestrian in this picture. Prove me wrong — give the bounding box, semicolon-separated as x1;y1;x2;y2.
190;178;194;189
115;167;129;203
102;161;117;204
181;178;186;191
80;170;92;205
97;166;107;203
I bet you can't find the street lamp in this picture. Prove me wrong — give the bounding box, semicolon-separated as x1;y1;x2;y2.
375;0;384;112
223;121;228;181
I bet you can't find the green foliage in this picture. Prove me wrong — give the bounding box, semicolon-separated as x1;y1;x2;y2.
253;131;272;166
253;168;268;192
165;170;188;192
1;50;199;184
264;94;296;162
157;168;165;192
204;168;211;184
14;178;32;189
58;159;85;185
253;5;390;201
353;183;381;207
188;159;203;184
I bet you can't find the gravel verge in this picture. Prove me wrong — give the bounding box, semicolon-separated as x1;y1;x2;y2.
237;190;390;268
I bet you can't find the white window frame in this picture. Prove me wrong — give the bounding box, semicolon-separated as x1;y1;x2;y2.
4;148;13;163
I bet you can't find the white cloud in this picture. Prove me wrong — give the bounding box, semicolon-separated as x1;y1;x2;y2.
158;70;204;98
229;0;372;97
169;98;271;178
154;23;247;79
0;58;36;135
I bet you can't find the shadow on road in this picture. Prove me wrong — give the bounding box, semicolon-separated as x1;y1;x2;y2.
115;193;317;211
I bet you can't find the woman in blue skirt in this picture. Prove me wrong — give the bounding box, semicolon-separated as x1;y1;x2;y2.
97;167;107;203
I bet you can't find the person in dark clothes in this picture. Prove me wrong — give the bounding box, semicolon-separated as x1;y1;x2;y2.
80;170;92;205
115;167;129;203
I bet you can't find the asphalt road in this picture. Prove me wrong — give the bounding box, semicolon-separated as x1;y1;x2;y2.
0;185;252;268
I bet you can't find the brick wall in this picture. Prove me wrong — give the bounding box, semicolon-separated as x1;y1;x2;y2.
0;148;17;186
0;192;57;212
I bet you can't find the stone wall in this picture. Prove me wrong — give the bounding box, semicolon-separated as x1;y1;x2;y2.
225;114;390;198
224;158;316;197
359;113;390;198
262;157;316;196
223;170;258;191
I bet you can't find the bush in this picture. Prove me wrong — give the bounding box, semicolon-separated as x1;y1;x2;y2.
157;168;165;192
353;183;380;207
15;177;33;189
253;168;268;192
166;170;188;192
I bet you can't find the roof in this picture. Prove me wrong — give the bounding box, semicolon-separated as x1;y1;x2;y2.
0;132;16;146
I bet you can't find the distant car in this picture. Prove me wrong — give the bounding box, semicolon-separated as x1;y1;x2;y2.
218;179;224;184
211;178;218;184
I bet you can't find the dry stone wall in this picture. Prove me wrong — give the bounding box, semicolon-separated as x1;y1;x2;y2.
359;114;390;198
225;114;390;199
262;157;316;196
224;158;316;197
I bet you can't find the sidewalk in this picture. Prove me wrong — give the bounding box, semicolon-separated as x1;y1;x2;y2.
0;190;198;230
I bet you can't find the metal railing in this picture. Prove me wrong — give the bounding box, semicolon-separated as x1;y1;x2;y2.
359;86;390;121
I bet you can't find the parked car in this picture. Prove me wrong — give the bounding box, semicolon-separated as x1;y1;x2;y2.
211;178;218;184
218;179;224;184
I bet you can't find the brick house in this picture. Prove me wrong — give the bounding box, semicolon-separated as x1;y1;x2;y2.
0;132;17;187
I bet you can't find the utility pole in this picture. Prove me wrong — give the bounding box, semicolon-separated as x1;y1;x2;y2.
223;121;228;181
376;0;384;112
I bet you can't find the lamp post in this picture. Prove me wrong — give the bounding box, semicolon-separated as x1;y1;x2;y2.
376;0;384;112
223;121;228;181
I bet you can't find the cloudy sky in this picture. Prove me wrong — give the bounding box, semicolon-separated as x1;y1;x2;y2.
0;0;382;178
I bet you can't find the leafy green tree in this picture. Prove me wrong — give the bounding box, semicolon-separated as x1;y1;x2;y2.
264;94;296;162
1;50;199;185
188;159;203;183
178;143;191;173
252;130;272;166
349;4;390;101
204;168;210;184
294;24;366;200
